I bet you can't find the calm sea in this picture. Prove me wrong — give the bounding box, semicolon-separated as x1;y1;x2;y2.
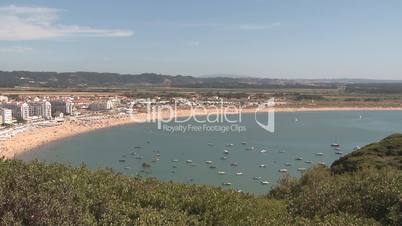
18;111;402;194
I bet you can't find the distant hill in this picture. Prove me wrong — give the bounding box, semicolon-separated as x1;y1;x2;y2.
0;71;337;89
331;134;402;173
2;70;402;90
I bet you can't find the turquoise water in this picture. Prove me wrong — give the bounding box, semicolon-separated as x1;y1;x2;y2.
18;111;402;194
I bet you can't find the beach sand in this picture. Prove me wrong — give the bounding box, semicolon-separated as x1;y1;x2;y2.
1;106;401;159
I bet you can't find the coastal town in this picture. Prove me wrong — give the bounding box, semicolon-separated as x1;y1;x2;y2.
0;93;272;156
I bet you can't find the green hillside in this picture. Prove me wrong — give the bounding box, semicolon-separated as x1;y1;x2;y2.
331;133;402;174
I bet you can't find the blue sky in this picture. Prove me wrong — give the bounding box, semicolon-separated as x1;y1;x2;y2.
0;0;402;79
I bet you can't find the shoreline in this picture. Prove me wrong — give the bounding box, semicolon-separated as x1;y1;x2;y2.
1;106;401;159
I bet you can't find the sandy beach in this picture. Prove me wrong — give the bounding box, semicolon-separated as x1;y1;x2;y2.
1;106;401;159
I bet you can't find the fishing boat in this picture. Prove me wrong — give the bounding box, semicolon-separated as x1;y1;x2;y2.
253;176;262;180
222;182;232;186
217;171;226;175
279;169;288;173
205;160;213;164
259;164;266;168
186;160;193;163
330;143;340;148
235;172;243;176
260;181;269;185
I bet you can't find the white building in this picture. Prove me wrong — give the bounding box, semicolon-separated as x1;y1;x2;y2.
28;101;52;119
88;100;113;111
51;100;74;115
0;96;8;102
0;108;12;125
42;101;52;119
3;102;29;121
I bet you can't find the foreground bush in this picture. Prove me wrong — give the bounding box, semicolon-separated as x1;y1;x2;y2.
270;166;402;225
0;159;385;225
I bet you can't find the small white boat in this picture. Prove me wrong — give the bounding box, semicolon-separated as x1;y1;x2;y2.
315;152;324;156
172;159;179;162
223;150;229;154
253;176;262;180
297;168;306;172
305;160;312;164
261;181;269;185
235;172;243;176
135;156;144;160
285;162;292;166
330;143;340;148
222;182;232;186
124;166;131;170
319;161;326;165
186;160;193;163
259;164;266;168
217;171;226;175
354;146;361;150
260;149;267;153
295;157;303;160
221;156;228;160
334;147;341;151
226;143;234;147
208;143;214;147
205;160;213;164
279;169;288;173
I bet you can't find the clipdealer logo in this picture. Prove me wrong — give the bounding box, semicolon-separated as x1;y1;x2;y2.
135;98;275;133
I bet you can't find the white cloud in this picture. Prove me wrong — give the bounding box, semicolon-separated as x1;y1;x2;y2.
0;46;33;53
0;5;134;41
185;41;200;47
236;22;281;30
180;22;281;31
